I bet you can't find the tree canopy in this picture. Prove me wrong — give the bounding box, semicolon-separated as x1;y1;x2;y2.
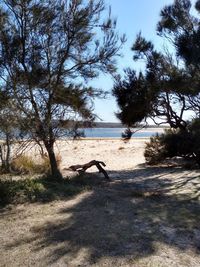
0;0;125;179
113;0;200;132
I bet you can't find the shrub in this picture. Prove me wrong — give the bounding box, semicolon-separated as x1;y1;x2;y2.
0;179;45;205
144;134;166;165
11;155;39;174
161;129;193;158
187;118;200;164
0;176;86;206
11;154;61;175
144;120;200;166
11;155;48;174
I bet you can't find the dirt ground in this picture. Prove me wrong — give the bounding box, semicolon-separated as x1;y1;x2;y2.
1;139;200;267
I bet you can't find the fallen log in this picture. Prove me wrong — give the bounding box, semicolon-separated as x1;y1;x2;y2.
68;160;110;180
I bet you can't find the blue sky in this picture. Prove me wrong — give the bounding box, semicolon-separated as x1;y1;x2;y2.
91;0;175;122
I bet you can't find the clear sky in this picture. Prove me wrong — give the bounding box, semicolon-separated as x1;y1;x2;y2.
91;0;175;122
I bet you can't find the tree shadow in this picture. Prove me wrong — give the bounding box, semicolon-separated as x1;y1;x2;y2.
107;165;200;194
5;165;200;266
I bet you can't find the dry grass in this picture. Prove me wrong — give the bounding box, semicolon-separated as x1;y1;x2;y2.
11;154;62;175
11;154;49;174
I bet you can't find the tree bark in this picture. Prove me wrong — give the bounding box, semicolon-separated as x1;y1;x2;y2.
5;133;11;172
45;142;63;181
0;133;12;173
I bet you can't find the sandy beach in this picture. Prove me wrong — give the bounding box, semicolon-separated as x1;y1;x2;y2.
58;138;147;175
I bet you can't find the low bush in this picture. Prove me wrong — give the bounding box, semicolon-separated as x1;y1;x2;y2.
11;154;61;175
161;129;193;158
0;175;89;206
0;179;45;205
11;155;42;174
187;118;200;165
144;133;166;165
144;119;200;166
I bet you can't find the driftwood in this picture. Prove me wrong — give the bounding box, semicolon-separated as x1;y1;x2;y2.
68;160;110;180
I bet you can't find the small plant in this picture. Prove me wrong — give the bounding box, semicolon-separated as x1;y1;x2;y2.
144;134;166;165
0;179;45;205
11;155;39;174
0;175;90;206
11;154;62;175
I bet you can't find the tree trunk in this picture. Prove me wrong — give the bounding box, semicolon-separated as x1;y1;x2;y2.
0;133;12;173
45;142;63;181
0;144;5;171
5;133;11;172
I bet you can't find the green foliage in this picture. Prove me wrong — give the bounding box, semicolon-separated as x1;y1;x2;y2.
157;0;192;34
0;179;46;205
0;0;125;179
0;176;90;206
187;118;200;163
145;119;200;166
113;0;200;129
113;69;156;126
161;129;192;158
132;32;154;60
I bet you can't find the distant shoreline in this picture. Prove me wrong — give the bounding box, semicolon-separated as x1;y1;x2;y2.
75;137;151;141
80;127;166;139
0;127;167;142
90;122;169;129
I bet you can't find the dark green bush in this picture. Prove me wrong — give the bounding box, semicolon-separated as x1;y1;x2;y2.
161;129;193;158
0;179;45;205
144;119;200;166
187;118;200;165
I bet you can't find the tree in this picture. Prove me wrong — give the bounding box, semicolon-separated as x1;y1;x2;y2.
0;0;125;180
0;88;26;173
113;0;200;133
0;90;12;172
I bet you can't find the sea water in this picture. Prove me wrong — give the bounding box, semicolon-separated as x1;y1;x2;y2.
83;128;163;138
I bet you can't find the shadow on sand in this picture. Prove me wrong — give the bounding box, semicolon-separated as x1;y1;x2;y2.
5;165;200;266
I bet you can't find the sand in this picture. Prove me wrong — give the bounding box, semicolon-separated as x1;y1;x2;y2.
1;138;200;267
57;138;147;175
